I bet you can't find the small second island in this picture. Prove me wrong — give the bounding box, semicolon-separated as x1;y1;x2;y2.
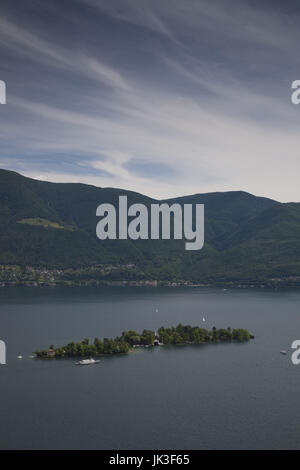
34;324;254;359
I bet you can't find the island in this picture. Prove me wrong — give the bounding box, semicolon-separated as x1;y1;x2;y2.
34;324;254;359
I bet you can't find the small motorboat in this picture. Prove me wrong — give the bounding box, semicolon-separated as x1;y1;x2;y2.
75;358;100;366
280;350;287;355
17;355;23;359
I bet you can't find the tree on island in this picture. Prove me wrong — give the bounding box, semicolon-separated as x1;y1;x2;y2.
34;324;253;359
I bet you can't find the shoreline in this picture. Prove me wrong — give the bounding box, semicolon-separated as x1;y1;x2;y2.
1;280;300;289
34;340;253;362
1;264;300;290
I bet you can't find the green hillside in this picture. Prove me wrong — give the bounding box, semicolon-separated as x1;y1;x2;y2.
0;168;299;286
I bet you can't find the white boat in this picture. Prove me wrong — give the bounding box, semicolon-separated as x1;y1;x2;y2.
76;358;100;366
17;355;23;359
280;350;287;355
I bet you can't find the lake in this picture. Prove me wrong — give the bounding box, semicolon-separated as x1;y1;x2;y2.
0;286;300;450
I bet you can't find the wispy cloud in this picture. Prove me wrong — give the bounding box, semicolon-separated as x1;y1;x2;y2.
0;0;300;201
0;16;66;64
84;0;180;44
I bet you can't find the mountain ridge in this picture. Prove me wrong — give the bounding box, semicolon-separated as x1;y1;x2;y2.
0;168;300;285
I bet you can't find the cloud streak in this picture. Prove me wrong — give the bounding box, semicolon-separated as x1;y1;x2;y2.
0;0;300;201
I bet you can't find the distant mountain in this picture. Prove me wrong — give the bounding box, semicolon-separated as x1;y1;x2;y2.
0;168;300;285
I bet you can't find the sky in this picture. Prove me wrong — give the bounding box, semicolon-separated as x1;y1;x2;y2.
0;0;300;201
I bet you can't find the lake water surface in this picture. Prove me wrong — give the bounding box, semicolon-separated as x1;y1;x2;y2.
0;286;300;450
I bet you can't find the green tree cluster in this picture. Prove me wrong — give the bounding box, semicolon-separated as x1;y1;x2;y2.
34;325;253;359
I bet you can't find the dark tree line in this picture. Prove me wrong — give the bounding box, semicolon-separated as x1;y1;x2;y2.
34;324;253;359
